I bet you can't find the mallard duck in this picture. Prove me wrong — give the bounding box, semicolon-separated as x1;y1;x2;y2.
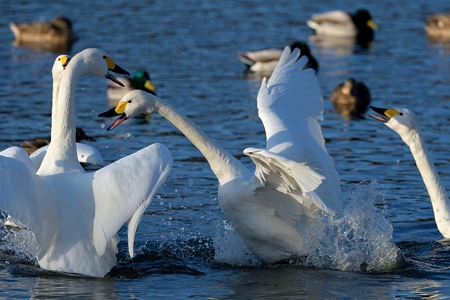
425;14;450;40
20;127;96;155
331;78;371;119
307;9;378;46
237;41;318;75
9;16;77;51
107;70;156;103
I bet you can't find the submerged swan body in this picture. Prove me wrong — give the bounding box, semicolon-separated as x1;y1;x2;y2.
370;106;450;238
0;49;173;277
100;47;341;263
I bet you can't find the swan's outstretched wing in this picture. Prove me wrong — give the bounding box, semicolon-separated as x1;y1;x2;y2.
251;47;341;212
244;147;331;214
0;155;38;229
0;146;37;173
91;143;172;257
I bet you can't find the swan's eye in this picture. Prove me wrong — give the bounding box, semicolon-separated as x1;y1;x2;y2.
103;56;106;59
399;113;403;116
128;100;132;103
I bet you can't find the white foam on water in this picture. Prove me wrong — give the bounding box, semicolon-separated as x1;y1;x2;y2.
0;216;36;263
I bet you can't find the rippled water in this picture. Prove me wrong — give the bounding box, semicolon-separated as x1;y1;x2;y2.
1;0;450;298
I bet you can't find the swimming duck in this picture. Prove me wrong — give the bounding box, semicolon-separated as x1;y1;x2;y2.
107;70;156;103
238;41;318;75
9;16;76;51
331;78;371;119
425;14;450;40
307;9;378;46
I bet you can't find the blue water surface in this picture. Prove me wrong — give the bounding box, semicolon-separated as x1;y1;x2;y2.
1;0;450;298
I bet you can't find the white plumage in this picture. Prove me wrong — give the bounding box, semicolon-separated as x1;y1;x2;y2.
370;106;450;239
0;48;173;277
100;47;341;263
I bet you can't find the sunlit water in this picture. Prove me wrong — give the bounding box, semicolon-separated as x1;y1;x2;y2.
1;0;450;298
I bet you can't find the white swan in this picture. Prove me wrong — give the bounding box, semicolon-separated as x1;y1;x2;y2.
370;106;450;238
43;54;104;168
0;48;173;277
99;47;341;264
1;55;103;169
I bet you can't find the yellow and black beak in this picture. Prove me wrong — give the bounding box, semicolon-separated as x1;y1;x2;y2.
98;101;129;131
369;106;399;123
59;55;71;69
104;56;130;87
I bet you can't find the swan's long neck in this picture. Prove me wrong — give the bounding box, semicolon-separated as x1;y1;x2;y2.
405;131;450;238
153;99;250;184
51;73;61;124
38;61;84;175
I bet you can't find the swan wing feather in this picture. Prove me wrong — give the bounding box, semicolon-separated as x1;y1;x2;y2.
0;155;38;229
91;143;172;256
256;47;341;212
244;147;333;214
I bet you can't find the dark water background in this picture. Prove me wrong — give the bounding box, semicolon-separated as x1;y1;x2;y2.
1;0;450;298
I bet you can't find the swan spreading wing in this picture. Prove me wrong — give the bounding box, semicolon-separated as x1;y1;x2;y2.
246;47;341;213
91;143;172;257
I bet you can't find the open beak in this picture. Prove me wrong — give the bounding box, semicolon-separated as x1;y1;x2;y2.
369;106;391;123
106;73;126;87
98;101;129;131
105;56;130;87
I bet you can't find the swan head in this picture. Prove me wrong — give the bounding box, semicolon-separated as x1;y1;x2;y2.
99;90;155;130
369;106;421;139
73;48;130;87
52;54;71;80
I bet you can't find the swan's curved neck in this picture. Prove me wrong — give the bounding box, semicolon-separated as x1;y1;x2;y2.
405;131;450;238
153;99;250;184
51;73;62;126
38;61;84;175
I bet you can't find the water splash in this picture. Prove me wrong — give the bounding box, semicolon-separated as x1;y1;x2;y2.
213;219;259;267
305;180;403;272
0;215;36;264
214;180;404;272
